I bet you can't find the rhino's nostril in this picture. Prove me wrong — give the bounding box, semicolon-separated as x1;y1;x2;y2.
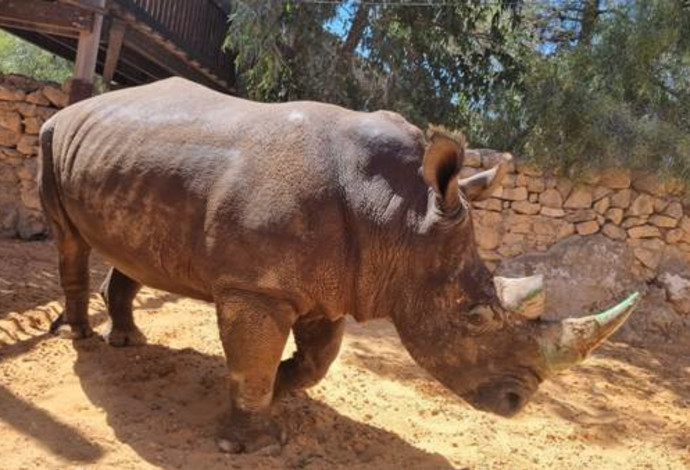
505;392;521;411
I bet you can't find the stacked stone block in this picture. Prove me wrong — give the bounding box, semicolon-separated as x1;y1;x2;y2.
0;74;67;239
467;149;690;275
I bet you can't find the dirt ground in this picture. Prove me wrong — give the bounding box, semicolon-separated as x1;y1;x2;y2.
0;239;688;470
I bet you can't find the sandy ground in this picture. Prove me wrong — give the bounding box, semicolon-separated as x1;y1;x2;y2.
0;239;688;470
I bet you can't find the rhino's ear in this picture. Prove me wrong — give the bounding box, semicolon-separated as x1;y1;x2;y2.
423;129;465;212
459;153;512;201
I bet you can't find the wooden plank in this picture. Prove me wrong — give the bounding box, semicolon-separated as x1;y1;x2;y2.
123;26;226;91
0;0;93;33
102;20;127;89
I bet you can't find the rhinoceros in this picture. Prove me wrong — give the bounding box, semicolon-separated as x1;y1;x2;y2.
38;77;638;453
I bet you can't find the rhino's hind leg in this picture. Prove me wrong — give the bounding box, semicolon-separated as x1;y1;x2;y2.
49;234;93;339
100;267;146;347
274;316;345;399
215;290;294;454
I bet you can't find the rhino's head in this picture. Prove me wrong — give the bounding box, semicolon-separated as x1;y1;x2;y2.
392;129;639;417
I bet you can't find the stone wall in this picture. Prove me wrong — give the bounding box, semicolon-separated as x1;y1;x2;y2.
465;149;690;276
0;74;67;239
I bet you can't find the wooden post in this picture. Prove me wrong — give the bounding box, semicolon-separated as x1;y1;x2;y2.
102;20;126;90
68;0;106;104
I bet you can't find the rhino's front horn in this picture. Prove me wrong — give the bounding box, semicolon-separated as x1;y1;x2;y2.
540;292;640;373
494;275;545;319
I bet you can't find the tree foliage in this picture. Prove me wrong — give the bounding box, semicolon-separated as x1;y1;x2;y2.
227;0;689;180
0;30;72;82
475;0;690;181
225;0;525;128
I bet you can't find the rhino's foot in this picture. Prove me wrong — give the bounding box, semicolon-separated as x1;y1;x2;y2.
50;314;94;339
217;417;286;454
102;326;147;347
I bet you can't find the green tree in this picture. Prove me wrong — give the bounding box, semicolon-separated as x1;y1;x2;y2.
472;0;690;181
0;30;73;82
225;0;525;129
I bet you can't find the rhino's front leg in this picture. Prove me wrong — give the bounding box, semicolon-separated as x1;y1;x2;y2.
274;316;345;398
215;289;295;454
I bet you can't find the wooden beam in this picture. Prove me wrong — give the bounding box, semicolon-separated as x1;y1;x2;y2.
69;0;106;104
122;27;226;92
0;0;93;36
102;20;126;90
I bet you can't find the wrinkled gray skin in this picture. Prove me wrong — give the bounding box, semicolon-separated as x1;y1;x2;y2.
38;78;566;452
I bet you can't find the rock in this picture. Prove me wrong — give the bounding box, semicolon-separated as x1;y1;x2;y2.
0;85;26;101
593;186;613;201
663;201;684;219
556;179;574;200
565;209;596;223
653;197;668;213
602;223;627;240
576;220;600;235
472;198;502;212
497;235;641;330
544;177;557;189
666;229;684;244
16;135;39;155
26;90;49;106
593;197;610;215
605;207;624;225
599;168;631;189
0;110;22;134
17;211;46;240
36;106;58;120
610;189;632;209
628;225;661;239
516;161;543;177
473;211;502;250
528;192;539;203
42;86;68;108
628;194;655;216
16;160;36;180
540;206;565;218
497;186;528;201
505;213;532;234
512;201;541;215
658;258;690;315
14;102;37;117
634;247;662;270
0;127;20;146
0;203;18;237
20;181;41;210
539;188;563;209
563;184;593;209
481;151;515;172
632;172;667;198
680;216;690;232
649;215;678;228
621;217;648;229
498;244;524;258
526;176;545;193
23;116;42;135
4;74;41;92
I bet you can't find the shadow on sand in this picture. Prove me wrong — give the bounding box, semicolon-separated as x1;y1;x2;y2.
70;338;455;470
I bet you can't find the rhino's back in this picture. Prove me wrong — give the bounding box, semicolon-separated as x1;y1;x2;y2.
44;78;427;314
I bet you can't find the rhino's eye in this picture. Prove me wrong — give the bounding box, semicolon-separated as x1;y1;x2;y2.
468;312;485;326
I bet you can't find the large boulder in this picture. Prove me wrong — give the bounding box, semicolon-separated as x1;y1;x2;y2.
497;235;690;344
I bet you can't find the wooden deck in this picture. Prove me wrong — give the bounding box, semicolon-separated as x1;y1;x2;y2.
0;0;234;97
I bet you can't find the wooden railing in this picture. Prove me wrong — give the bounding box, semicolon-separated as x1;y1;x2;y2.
112;0;232;83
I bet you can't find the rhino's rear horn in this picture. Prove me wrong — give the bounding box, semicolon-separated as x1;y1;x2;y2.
494;275;545;319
